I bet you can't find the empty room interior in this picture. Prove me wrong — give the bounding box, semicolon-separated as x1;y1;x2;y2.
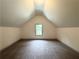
0;0;79;59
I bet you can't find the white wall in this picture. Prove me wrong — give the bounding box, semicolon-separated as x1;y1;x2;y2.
21;16;57;39
57;27;79;52
0;27;21;51
0;27;2;50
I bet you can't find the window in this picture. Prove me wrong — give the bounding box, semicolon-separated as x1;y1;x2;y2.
35;24;43;36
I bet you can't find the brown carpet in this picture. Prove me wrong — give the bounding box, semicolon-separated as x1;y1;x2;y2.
1;40;79;59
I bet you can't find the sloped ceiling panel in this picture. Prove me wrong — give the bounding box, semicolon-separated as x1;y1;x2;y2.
1;0;79;27
0;0;2;26
44;0;79;27
2;0;35;27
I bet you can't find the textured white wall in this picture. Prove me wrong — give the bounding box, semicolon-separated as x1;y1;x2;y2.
21;16;57;39
0;27;21;51
57;27;79;52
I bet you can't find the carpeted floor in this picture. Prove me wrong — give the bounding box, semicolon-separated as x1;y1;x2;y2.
1;40;79;59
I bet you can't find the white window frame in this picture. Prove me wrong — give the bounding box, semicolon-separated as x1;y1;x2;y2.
35;23;43;36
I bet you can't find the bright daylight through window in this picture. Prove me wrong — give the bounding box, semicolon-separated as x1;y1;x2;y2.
35;24;43;36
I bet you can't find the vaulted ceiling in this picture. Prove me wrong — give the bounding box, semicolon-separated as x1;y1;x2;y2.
1;0;79;27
